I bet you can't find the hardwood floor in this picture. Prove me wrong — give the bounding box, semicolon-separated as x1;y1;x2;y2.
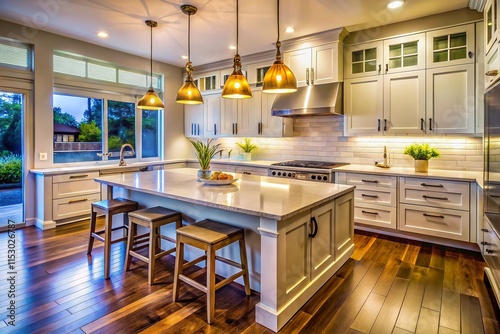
0;220;499;333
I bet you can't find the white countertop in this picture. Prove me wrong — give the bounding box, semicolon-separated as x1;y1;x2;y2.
94;168;354;221
333;164;483;185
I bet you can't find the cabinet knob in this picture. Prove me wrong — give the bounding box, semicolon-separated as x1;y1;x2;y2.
468;51;474;59
385;64;389;73
486;249;494;254
486;70;499;77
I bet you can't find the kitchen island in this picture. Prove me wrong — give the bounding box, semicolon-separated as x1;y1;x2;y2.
94;168;355;331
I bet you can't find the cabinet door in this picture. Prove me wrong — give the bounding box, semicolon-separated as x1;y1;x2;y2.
260;92;293;137
485;0;498;55
485;44;500;88
426;64;475;134
247;60;272;85
238;91;261;136
184;103;204;137
344;76;384;135
284;48;312;87
334;192;354;260
311;43;341;85
383;33;426;74
426;24;475;68
344;41;383;79
384;70;426;134
220;98;238;135
203;94;221;137
310;201;335;280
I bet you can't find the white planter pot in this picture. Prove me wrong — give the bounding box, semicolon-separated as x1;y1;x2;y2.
243;152;251;161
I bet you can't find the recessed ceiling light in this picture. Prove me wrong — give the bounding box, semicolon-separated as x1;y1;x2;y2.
97;31;108;38
285;27;295;33
386;0;404;9
229;45;237;50
181;55;188;59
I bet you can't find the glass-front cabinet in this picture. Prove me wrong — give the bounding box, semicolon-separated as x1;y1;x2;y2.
345;41;383;78
426;23;475;68
485;0;498;55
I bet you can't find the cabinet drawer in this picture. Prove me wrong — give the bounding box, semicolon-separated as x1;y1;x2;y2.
234;166;268;176
53;179;101;199
52;193;101;220
52;171;99;183
400;177;469;210
346;173;397;188
354;204;397;229
354;187;396;207
399;204;469;241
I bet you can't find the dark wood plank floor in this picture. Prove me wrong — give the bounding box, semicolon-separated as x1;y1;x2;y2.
0;219;499;333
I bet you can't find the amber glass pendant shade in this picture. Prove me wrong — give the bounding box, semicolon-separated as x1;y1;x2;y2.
262;0;297;94
137;87;165;110
221;0;252;99
176;5;203;105
138;20;165;110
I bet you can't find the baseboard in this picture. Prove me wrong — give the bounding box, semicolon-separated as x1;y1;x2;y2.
35;219;56;230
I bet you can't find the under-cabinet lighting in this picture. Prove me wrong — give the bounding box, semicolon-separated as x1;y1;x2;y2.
97;31;108;38
285;27;295;33
386;0;404;9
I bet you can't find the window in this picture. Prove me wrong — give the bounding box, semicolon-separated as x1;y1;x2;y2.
0;39;30;70
53;92;161;164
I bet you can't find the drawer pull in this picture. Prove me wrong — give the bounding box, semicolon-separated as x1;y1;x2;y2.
68;198;88;204
423;213;445;219
420;183;443;188
422;195;448;201
243;172;251;175
361;210;378;215
361;179;379;184
481;241;489;245
69;174;89;179
486;249;494;254
361;194;379;198
481;228;489;232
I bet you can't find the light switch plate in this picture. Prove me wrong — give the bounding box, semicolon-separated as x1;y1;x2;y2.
39;152;47;160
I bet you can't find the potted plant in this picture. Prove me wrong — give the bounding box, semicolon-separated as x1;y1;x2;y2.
403;143;440;172
236;138;257;161
189;139;223;179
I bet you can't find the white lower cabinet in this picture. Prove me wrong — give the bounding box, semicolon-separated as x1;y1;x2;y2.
284;192;354;301
482;216;500;305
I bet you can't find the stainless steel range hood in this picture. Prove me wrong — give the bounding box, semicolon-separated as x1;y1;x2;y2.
271;82;343;117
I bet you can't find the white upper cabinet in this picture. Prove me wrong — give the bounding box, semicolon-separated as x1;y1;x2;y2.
203;94;221;137
344;33;425;79
184;102;204;138
426;24;475;68
284;42;342;87
485;0;498;55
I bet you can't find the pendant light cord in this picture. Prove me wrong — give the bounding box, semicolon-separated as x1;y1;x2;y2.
236;0;239;55
149;22;153;88
187;12;191;62
277;0;280;43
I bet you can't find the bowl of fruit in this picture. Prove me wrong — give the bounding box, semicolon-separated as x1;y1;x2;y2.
200;171;239;185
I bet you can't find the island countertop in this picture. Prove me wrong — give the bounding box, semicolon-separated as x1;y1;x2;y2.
94;168;354;221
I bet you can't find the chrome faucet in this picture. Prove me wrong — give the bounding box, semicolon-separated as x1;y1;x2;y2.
119;144;135;166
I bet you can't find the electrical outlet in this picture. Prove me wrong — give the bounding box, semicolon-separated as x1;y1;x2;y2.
39;153;47;160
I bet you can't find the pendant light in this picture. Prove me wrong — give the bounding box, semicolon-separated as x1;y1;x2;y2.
262;0;297;94
137;20;165;110
176;5;203;104
221;0;252;99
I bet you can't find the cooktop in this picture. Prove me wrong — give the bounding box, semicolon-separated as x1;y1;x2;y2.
271;160;350;169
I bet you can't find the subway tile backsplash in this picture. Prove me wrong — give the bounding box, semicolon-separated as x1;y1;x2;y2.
215;117;483;172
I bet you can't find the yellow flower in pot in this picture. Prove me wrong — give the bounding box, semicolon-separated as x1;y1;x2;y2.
403;143;440;172
236;138;257;161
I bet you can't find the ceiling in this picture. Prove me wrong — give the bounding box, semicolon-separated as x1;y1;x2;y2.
0;0;477;67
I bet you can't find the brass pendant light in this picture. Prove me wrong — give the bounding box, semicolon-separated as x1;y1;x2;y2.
176;5;203;104
221;0;252;99
137;20;165;110
262;0;297;94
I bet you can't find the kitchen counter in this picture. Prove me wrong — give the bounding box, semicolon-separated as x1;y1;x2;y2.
95;168;355;331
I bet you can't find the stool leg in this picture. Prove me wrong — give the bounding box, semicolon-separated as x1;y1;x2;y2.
87;209;97;255
239;237;251;296
104;214;112;280
148;224;156;285
173;237;184;302
206;245;216;324
125;219;136;272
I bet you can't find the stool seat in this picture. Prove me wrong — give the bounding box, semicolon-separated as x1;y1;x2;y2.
176;220;242;244
173;219;251;324
125;206;182;285
87;197;139;279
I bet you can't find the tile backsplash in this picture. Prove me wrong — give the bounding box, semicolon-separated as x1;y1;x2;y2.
215;116;483;172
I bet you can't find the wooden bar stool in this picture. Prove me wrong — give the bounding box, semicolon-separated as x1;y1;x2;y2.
125;206;182;285
87;198;139;279
172;219;251;324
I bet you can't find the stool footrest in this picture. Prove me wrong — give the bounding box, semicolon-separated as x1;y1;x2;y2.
215;271;245;291
215;255;243;269
128;251;149;264
182;255;206;270
154;247;176;259
179;274;208;293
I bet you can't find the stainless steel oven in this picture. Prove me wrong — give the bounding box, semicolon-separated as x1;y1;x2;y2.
268;160;349;183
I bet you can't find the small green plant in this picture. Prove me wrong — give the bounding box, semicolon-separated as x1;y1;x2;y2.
189;139;223;170
0;153;22;184
236;138;257;153
403;143;440;160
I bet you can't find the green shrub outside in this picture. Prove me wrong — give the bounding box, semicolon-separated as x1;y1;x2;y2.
0;153;21;183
